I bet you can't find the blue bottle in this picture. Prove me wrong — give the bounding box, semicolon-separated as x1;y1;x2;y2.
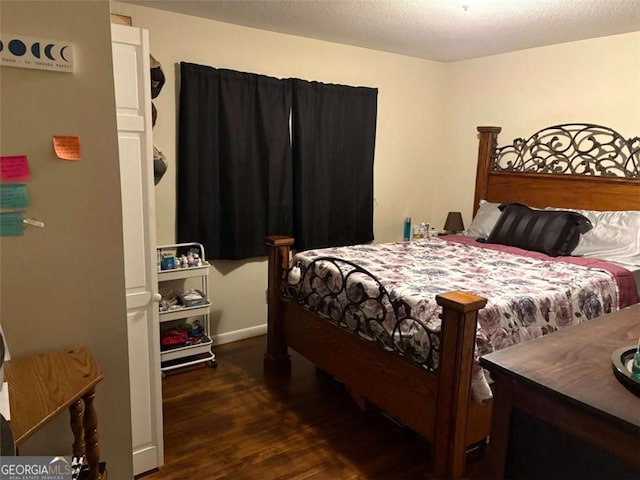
403;217;411;241
632;338;640;380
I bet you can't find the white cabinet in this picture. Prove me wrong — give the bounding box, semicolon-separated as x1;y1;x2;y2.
157;243;217;372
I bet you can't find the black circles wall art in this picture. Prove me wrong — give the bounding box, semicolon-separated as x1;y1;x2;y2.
0;33;73;73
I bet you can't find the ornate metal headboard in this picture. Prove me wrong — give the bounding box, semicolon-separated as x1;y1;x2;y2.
492;123;640;178
474;123;640;214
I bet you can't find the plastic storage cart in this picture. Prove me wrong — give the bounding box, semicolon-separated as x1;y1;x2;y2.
157;242;216;372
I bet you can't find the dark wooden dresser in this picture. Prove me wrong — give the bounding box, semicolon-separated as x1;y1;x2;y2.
480;304;640;479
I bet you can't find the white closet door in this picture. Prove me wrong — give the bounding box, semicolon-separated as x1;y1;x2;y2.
111;23;163;476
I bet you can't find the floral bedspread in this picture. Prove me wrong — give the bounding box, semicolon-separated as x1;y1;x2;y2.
290;237;629;402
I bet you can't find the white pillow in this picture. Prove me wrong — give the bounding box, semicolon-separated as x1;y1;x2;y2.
463;200;502;239
547;208;640;266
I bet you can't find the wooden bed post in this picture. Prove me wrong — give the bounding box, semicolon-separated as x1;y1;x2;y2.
433;291;487;480
264;235;295;373
474;126;502;215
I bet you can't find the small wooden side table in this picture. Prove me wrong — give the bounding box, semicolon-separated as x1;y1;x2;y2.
5;347;105;480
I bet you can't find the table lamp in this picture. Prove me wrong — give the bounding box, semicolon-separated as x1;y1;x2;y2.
443;211;464;234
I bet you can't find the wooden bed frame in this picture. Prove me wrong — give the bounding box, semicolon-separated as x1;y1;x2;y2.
264;124;640;479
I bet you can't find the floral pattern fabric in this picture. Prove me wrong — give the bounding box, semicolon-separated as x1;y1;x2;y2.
291;236;626;401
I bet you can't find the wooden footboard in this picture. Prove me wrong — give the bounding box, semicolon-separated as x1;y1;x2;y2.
264;236;489;479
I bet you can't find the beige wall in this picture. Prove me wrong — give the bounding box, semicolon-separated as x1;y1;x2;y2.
1;1;133;478
441;31;640;225
111;1;446;340
111;1;640;342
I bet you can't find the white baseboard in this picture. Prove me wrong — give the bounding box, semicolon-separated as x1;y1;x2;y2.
212;323;267;346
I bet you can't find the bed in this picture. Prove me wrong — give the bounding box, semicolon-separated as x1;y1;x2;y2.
264;123;640;479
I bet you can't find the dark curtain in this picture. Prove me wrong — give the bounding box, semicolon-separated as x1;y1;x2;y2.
177;62;293;259
292;79;377;250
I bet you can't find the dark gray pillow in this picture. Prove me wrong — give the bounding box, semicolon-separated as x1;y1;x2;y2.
486;203;593;257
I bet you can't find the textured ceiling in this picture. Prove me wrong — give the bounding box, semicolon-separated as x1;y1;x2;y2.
119;0;640;62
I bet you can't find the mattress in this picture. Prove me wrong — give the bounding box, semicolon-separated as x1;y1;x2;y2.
633;268;640;298
612;263;640;299
288;236;638;402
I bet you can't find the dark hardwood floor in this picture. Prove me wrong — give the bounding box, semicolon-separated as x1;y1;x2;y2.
139;335;486;480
